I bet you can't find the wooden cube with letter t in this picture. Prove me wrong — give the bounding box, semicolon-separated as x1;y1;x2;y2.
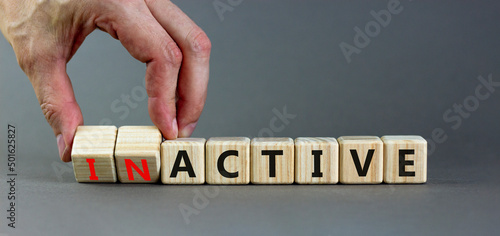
114;126;162;183
161;138;206;184
338;136;383;184
72;126;118;182
381;135;427;184
251;138;294;184
295;137;339;184
206;137;250;184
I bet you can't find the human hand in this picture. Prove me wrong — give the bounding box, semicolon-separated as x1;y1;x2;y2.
0;0;211;162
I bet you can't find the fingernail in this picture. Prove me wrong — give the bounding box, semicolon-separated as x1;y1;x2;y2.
56;134;66;160
179;122;197;138
172;118;178;138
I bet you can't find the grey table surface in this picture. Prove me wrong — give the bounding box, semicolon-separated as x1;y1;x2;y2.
1;1;500;235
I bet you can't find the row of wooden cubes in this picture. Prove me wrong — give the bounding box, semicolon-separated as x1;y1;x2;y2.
71;126;427;184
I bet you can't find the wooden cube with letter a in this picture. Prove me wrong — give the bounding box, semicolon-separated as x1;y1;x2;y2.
72;126;118;182
251;138;294;184
381;135;427;184
206;137;250;184
161;138;206;184
114;126;162;183
338;136;383;184
295;137;338;184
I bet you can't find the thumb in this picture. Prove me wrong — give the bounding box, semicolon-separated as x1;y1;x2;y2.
26;60;83;162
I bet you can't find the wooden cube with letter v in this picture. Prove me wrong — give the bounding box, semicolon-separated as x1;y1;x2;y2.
338;136;383;184
114;126;162;183
71;126;118;182
381;135;427;184
161;138;206;184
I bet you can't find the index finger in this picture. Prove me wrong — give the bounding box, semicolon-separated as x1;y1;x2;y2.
146;0;211;137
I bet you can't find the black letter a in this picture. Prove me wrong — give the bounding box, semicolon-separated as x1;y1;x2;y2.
170;150;196;178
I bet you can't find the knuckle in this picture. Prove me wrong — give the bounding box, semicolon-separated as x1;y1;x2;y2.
163;41;183;68
40;100;60;127
186;28;211;58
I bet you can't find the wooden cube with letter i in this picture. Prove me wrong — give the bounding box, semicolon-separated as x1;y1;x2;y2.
295;137;339;184
71;126;118;182
114;126;162;183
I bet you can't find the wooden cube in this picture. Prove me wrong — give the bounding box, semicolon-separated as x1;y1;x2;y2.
251;138;294;184
71;126;117;183
206;137;250;184
381;135;427;184
338;136;383;184
161;138;206;184
295;137;338;184
114;126;162;183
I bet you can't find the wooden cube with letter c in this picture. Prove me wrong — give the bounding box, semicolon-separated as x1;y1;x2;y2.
114;126;162;183
206;137;250;184
71;126;118;182
381;135;427;184
161;138;206;184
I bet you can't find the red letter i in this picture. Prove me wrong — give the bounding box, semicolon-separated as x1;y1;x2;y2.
86;159;99;180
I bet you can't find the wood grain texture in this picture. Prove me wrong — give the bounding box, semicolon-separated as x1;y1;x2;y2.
71;126;118;183
114;126;162;183
206;137;250;184
338;136;383;184
381;135;427;184
295;137;338;184
251;138;294;184
161;138;206;184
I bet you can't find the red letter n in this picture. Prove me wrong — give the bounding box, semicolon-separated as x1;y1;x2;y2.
124;159;151;181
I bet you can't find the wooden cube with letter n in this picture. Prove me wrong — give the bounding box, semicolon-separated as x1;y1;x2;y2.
206;137;250;184
72;126;118;182
338;136;383;184
295;137;338;184
114;126;162;183
381;135;427;184
161;138;206;184
251;138;294;184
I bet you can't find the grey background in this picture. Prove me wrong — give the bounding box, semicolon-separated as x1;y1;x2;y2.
1;0;500;235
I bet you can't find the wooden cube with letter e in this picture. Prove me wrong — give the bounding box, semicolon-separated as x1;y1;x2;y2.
381;135;427;184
